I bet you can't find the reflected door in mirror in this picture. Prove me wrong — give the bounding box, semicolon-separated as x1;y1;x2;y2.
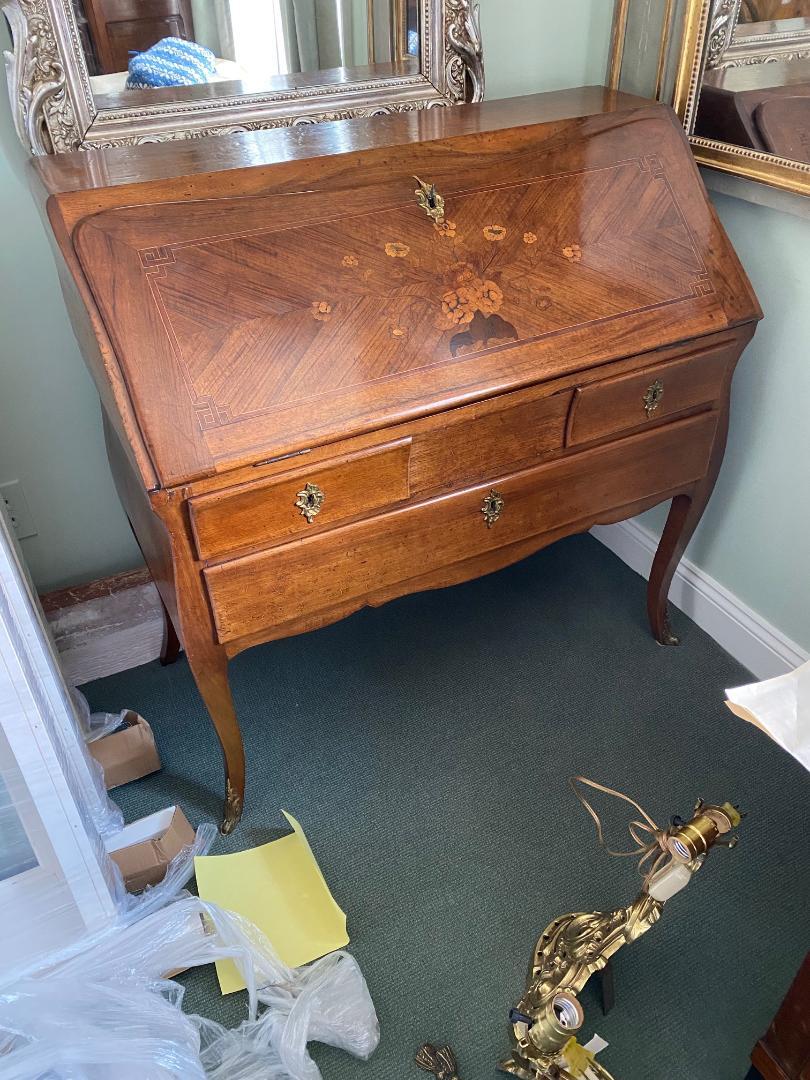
83;0;195;74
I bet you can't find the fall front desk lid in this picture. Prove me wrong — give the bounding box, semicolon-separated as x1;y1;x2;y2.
75;106;755;486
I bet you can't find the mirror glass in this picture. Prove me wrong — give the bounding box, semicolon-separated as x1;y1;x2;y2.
694;0;810;165
73;0;421;109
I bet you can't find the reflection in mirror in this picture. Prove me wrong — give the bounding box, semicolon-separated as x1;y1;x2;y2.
738;0;810;21
5;0;481;152
610;0;810;197
694;0;810;165
74;0;420;105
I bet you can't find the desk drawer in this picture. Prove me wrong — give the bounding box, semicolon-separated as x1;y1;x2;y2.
205;413;718;644
566;342;733;447
189;439;411;560
410;388;571;496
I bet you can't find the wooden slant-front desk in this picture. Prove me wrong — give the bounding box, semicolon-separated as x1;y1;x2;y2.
35;88;761;832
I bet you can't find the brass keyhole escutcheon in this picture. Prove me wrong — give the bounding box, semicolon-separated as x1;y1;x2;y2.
643;378;664;417
295;482;325;523
481;489;504;529
413;175;445;225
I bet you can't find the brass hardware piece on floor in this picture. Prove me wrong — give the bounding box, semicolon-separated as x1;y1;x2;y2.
642;378;664;417
413;176;446;225
499;779;743;1079
295;482;325;523
416;1043;460;1080
481;489;504;528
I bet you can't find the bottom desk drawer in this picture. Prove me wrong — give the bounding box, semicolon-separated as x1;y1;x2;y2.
204;413;718;644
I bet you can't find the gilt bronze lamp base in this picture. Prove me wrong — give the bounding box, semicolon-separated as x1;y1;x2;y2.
500;783;742;1079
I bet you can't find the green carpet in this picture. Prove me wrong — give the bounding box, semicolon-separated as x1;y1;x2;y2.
83;534;809;1080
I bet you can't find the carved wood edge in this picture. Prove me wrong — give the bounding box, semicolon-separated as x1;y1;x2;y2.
2;0;484;154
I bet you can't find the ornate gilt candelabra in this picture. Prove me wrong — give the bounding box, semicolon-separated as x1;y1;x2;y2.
500;780;742;1080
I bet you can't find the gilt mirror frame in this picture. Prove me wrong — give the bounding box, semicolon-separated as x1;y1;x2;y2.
609;0;810;199
2;0;483;154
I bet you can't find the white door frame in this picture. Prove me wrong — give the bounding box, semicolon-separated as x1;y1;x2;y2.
0;509;119;977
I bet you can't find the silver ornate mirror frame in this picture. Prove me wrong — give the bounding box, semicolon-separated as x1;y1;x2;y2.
704;0;810;69
2;0;483;154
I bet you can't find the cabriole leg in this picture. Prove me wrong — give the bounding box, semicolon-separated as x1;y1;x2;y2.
647;492;694;646
184;641;246;834
647;400;730;646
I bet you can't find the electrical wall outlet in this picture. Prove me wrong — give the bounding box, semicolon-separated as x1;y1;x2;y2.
0;481;38;540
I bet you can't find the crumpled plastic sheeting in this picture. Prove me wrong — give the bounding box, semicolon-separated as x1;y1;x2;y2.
70;687;128;744
0;887;379;1079
0;823;218;991
200;948;379;1080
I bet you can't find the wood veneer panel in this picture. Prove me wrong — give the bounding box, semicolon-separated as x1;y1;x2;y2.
409;387;571;495
205;413;718;643
189;439;411;560
567;340;733;446
70;100;757;485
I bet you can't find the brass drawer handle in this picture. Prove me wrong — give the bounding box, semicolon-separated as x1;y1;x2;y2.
413;176;445;225
643;378;664;417
481;489;504;528
295;482;325;523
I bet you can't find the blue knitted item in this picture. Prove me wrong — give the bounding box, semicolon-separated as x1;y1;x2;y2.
126;37;216;90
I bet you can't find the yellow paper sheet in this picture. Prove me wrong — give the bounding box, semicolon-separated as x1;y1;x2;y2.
194;811;349;994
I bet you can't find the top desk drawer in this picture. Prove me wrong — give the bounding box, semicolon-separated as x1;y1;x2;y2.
566;342;733;447
189;439;411;561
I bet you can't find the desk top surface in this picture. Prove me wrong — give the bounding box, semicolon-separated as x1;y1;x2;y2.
42;91;760;487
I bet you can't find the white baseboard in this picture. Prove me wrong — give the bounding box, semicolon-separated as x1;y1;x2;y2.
591;520;808;681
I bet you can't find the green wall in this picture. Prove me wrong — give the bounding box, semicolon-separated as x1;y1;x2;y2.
637;194;810;653
0;22;143;590
481;0;612;99
1;2;807;654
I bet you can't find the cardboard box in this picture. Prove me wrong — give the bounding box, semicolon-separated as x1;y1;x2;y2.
105;806;196;893
88;711;160;789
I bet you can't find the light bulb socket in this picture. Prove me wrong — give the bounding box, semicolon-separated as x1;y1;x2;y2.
527;992;584;1053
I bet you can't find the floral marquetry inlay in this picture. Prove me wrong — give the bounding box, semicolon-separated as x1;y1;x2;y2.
136;158;713;429
435;220;458;238
483;224;507;241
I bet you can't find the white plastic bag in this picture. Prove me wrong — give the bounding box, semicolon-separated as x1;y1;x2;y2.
200;949;380;1080
259;950;379;1078
0;892;379;1080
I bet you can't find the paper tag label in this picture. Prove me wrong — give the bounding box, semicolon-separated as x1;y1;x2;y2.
583;1034;609;1055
